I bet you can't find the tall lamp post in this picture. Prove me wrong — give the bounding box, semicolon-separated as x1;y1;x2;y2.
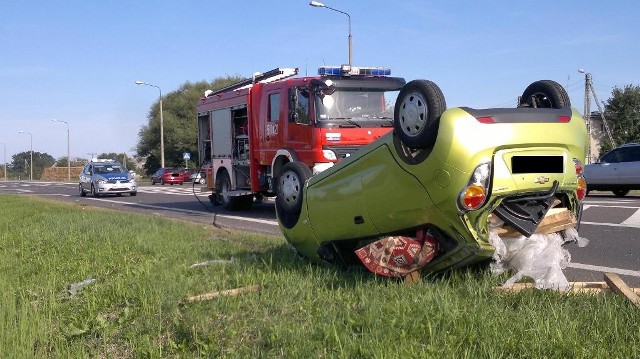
51;119;71;181
0;142;6;181
310;1;352;66
18;131;33;181
135;80;165;168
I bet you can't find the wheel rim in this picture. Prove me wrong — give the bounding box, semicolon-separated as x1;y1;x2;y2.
530;93;552;108
279;170;301;205
398;91;428;138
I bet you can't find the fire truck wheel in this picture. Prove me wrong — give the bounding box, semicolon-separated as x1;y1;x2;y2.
394;79;446;150
216;170;253;211
276;162;312;229
518;80;571;109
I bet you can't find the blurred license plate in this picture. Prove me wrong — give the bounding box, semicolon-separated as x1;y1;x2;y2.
511;156;563;174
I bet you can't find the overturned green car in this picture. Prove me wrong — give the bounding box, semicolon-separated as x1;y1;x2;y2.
276;79;588;276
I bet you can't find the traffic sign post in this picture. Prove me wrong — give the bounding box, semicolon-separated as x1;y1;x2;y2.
183;152;191;168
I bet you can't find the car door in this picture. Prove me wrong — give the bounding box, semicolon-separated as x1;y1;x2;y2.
587;148;622;185
616;146;640;185
79;164;91;191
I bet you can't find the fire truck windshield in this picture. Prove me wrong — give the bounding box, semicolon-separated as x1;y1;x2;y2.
315;89;399;127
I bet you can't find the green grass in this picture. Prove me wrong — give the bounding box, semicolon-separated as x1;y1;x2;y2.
1;195;638;358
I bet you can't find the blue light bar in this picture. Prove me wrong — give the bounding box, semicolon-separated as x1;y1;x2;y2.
318;65;391;76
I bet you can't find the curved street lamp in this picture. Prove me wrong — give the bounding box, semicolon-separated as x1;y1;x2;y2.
135;80;165;168
18;131;33;181
310;1;352;66
51;119;70;181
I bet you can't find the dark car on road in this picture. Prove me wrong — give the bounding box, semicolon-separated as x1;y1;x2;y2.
151;168;185;185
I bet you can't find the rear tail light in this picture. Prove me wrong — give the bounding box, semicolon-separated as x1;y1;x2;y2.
458;162;491;211
574;158;587;201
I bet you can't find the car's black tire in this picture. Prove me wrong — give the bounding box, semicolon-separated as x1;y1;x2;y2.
275;162;312;228
394;79;446;149
130;192;137;197
160;178;165;185
151;179;156;185
613;189;629;197
519;80;571;109
215;170;252;211
91;184;100;198
79;184;86;197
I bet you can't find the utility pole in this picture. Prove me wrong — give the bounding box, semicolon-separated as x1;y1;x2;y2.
579;69;616;164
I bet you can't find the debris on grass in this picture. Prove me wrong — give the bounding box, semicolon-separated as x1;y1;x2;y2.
489;212;589;291
495;272;640;307
185;284;261;303
68;277;96;298
189;254;258;268
603;272;640;308
189;257;236;268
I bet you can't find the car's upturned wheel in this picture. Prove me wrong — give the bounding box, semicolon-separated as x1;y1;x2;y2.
79;184;86;197
215;170;252;211
394;79;446;149
519;80;571;109
90;184;100;198
613;189;629;197
276;162;312;228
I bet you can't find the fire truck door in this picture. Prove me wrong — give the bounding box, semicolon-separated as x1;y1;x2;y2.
261;91;283;163
286;87;313;153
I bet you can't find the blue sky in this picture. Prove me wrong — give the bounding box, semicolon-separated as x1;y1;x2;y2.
1;0;638;162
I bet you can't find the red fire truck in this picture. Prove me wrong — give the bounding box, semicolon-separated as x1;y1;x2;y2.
196;65;405;210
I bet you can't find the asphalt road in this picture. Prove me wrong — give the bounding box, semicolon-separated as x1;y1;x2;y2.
1;181;639;287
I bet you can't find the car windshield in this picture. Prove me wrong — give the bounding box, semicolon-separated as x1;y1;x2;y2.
315;89;399;126
94;165;126;174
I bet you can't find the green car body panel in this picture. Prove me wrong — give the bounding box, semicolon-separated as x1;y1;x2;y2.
279;104;588;273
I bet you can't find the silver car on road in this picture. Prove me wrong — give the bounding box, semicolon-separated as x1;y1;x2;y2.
79;159;137;197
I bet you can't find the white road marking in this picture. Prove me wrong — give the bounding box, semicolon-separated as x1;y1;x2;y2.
580;221;640;229
566;262;640;278
81;197;279;226
621;208;640;226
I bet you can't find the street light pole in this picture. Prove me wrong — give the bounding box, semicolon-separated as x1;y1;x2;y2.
52;119;71;181
18;131;33;181
310;1;352;66
135;81;165;168
0;142;6;181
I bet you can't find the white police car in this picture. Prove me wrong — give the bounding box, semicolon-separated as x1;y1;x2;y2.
79;159;137;197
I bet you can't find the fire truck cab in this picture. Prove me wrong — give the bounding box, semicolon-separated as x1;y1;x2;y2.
196;65;405;210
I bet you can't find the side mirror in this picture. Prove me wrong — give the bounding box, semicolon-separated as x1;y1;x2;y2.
310;79;335;96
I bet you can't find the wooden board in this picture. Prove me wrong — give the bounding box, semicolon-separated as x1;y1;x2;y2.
604;272;640;308
494;279;640;296
495;208;577;237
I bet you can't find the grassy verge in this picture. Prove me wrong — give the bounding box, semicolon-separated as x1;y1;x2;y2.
1;195;638;358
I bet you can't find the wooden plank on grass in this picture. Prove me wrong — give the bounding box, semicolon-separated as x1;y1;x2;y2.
603;272;640;308
404;270;421;284
493;281;640;294
186;284;261;303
